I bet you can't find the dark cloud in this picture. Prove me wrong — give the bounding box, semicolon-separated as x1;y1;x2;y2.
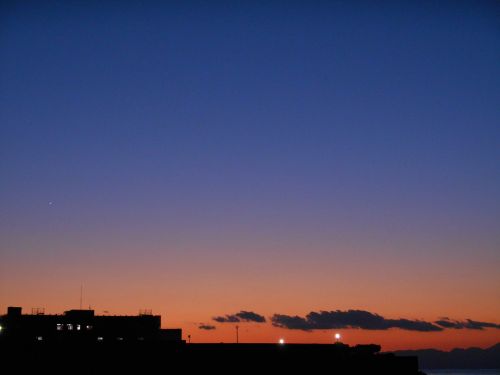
213;315;240;323
270;314;311;330
435;318;500;330
235;311;266;323
271;310;443;332
212;309;500;333
213;311;266;323
386;318;442;332
199;324;216;330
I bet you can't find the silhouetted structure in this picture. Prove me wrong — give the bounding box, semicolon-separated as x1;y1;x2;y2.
0;306;182;343
0;307;424;374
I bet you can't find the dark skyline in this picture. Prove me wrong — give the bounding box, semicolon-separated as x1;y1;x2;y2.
1;0;499;350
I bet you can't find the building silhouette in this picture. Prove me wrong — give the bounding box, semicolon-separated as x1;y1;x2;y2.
0;306;182;344
0;306;424;374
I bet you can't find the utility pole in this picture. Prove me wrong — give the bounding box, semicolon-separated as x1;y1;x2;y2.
235;325;239;344
80;284;83;310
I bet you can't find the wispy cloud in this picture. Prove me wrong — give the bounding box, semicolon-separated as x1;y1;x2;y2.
435;318;500;330
199;324;216;330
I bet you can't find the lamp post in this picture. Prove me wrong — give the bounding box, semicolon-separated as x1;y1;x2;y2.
335;333;341;343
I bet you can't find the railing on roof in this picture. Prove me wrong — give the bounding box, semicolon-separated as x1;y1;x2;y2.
31;307;45;315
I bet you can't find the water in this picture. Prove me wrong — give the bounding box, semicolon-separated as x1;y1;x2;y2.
424;370;500;375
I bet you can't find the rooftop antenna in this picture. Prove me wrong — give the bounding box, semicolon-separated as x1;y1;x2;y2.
80;284;83;310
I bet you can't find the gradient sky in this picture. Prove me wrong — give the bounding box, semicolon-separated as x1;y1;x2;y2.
1;0;499;351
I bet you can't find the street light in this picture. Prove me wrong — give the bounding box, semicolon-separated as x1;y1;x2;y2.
334;333;341;343
279;338;285;345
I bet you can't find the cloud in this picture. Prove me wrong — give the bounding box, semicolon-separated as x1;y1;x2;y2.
211;309;500;333
198;324;216;330
213;310;266;323
213;315;240;323
271;310;443;332
235;311;266;323
270;314;312;330
435;318;500;330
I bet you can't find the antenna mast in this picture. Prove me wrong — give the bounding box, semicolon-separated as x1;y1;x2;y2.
80;284;83;309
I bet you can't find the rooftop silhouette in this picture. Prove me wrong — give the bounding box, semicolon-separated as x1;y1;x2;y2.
0;306;182;344
0;306;425;374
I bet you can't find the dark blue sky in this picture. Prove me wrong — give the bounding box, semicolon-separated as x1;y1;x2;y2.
3;1;498;236
1;1;499;345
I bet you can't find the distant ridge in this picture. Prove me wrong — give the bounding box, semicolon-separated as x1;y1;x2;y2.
392;343;500;369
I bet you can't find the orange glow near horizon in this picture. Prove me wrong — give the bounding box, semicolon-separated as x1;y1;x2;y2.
2;262;499;352
0;299;498;352
1;196;499;352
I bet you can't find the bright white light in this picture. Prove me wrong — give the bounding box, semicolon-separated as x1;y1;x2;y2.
97;337;103;341
0;325;3;332
335;333;341;340
279;338;285;345
37;336;43;341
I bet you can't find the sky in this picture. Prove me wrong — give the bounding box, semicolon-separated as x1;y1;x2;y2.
0;0;499;351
